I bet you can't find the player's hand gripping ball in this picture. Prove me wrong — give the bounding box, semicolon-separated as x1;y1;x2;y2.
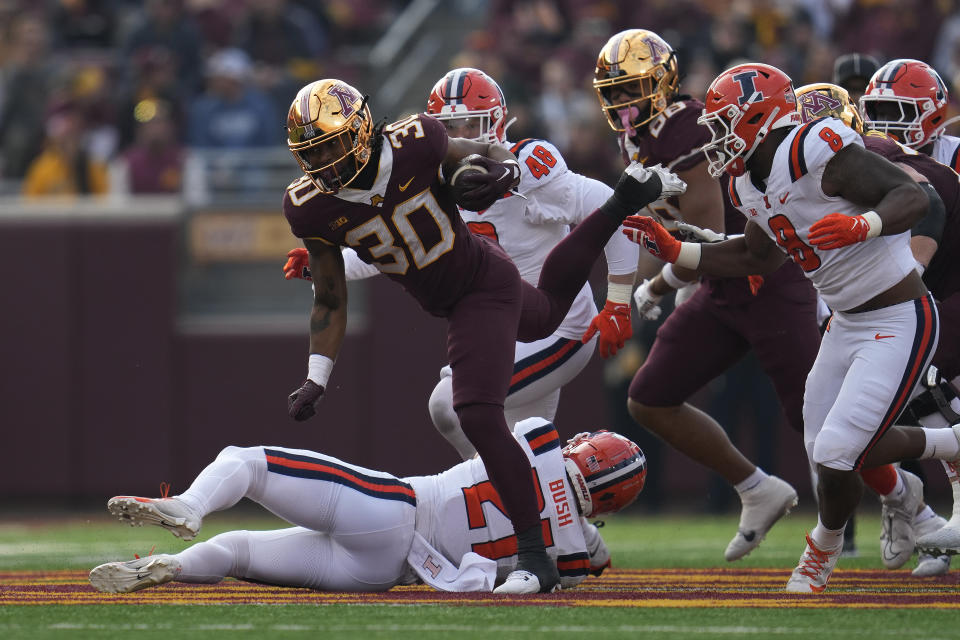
450;154;520;211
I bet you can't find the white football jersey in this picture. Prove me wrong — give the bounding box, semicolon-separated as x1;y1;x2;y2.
406;417;590;588
728;117;916;311
457;138;637;339
931;134;960;174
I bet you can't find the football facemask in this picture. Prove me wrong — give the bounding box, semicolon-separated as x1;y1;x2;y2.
593;29;679;135
860;59;950;149
287;79;373;194
427;68;513;144
562;430;646;517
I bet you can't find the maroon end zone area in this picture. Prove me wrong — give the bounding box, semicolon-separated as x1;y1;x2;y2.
3;569;959;608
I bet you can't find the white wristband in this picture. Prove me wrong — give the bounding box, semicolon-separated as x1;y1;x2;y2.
661;263;693;290
606;282;633;305
862;210;882;239
675;242;702;270
307;354;334;387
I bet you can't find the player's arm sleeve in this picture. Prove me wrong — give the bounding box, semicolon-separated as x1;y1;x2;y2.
576;174;638;276
341;247;380;281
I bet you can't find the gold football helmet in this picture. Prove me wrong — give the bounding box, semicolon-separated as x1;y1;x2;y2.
593;29;678;133
287;79;373;193
794;82;864;133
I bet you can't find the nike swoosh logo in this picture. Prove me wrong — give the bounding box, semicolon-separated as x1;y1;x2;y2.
808;583;827;593
779;193;789;204
740;530;756;542
875;333;895;340
497;167;509;180
136;572;150;580
398;177;415;192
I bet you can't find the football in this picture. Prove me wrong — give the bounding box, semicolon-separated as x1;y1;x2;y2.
449;159;488;188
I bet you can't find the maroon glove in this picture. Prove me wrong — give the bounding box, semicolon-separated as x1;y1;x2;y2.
288;380;324;421
454;154;521;211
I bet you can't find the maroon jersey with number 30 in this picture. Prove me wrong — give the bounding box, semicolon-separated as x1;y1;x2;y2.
283;114;486;316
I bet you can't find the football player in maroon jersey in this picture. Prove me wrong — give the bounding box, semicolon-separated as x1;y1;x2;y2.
281;78;684;593
594;29;818;562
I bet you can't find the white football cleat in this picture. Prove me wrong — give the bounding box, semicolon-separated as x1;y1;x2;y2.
785;534;842;593
879;469;924;569
913;551;951;577
108;496;201;541
725;475;798;561
912;513;950;576
916;517;960;556
89;554;181;593
493;569;560;594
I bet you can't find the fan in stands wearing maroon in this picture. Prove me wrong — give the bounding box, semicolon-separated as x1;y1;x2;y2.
281;78;683;594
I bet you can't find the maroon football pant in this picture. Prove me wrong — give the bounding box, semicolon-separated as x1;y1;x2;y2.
448;209;620;531
628;278;820;434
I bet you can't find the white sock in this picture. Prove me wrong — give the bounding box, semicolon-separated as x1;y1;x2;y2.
735;468;768;495
913;504;938;526
810;517;845;551
920;427;960;460
879;469;906;504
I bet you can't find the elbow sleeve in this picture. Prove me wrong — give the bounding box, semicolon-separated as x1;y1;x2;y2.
911;182;945;243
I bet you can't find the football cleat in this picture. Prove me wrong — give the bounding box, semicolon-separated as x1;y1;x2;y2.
493;569;560;595
913;551;951;577
785;534;842;593
725;475;798;561
108;496;201;541
913;512;951;575
916;517;960;556
879;469;924;569
89;554;180;593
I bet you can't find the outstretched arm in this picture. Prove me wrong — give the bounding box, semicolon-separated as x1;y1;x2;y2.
623;216;785;278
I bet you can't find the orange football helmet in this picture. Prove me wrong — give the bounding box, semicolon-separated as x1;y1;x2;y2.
795;83;864;133
593;29;679;134
287;79;373;194
426;68;512;144
562;430;646;517
698;63;801;177
859;59;949;149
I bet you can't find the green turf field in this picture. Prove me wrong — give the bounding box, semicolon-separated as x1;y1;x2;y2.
1;506;957;640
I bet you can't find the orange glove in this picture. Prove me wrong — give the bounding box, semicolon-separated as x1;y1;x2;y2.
748;274;764;295
807;212;879;250
582;301;632;358
283;247;311;281
622;215;682;263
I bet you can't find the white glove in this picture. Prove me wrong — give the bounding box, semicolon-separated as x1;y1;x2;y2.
674;281;699;307
674;221;726;243
624;162;687;199
633;279;663;320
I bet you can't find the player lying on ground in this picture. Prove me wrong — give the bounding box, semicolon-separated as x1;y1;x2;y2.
89;418;645;594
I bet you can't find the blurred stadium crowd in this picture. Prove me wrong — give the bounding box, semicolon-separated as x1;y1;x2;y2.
2;0;960;199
